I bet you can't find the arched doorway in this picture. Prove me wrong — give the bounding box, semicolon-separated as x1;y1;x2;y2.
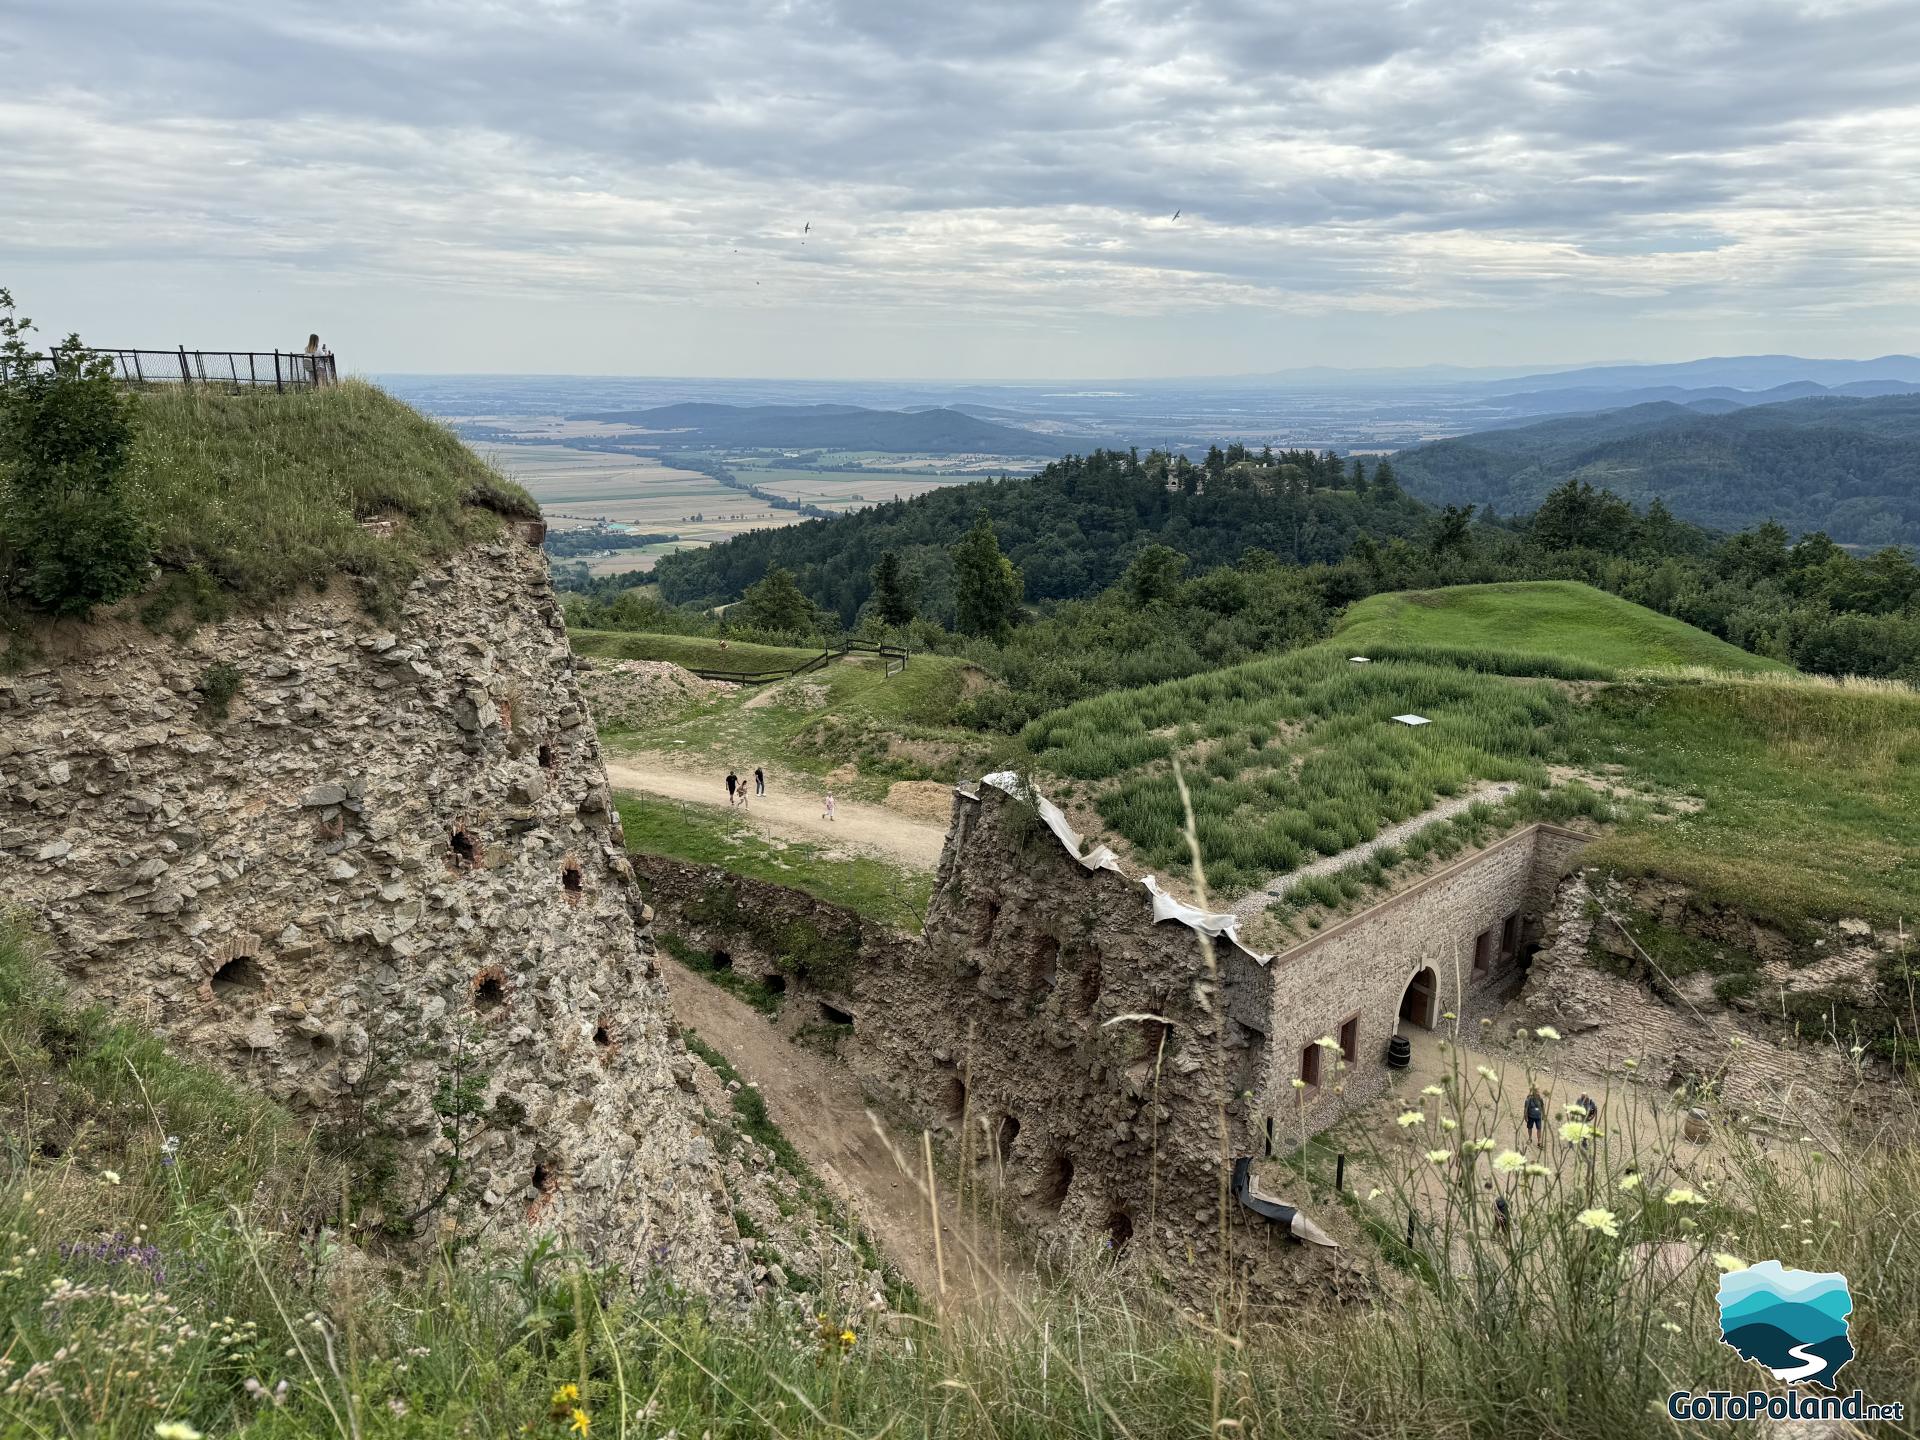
1399;967;1437;1030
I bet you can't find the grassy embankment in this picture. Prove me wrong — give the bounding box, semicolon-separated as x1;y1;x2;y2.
4;915;1918;1438
616;793;931;932
1334;580;1789;676
1026;582;1920;940
127;381;536;623
569;628;829;675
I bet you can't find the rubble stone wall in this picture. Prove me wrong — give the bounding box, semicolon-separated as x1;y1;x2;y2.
0;534;743;1295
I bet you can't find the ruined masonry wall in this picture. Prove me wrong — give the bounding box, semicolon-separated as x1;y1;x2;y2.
0;537;743;1295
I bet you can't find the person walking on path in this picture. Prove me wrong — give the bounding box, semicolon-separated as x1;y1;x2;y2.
1523;1086;1545;1148
725;769;738;807
822;791;836;822
754;766;765;797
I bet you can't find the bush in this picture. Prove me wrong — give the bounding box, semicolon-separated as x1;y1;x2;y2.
0;290;151;617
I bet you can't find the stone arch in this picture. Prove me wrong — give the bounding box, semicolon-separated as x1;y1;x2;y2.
471;965;510;1015
1037;1150;1074;1209
1398;965;1438;1031
207;938;267;1003
560;854;584;901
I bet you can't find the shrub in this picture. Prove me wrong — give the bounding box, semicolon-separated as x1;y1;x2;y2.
0;290;151;617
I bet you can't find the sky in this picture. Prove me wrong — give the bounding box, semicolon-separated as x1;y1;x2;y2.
4;0;1919;379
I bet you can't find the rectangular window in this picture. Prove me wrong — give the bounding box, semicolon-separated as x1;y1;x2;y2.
1299;1043;1321;1089
1338;1014;1360;1064
1502;912;1521;959
1474;927;1497;971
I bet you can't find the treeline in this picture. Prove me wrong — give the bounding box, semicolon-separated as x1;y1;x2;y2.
651;445;1424;622
663;453;832;521
542;528;678;558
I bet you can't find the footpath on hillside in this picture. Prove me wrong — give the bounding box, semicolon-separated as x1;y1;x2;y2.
604;753;947;870
662;954;1010;1305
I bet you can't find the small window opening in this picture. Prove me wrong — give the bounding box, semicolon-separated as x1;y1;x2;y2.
1075;954;1102;1017
1501;912;1521;959
973;898;1001;946
764;974;787;994
819;1000;854;1027
1338;1014;1360;1064
527;1161;558;1220
210;954;265;1000
710;948;733;971
538;742;557;772
1105;1210;1134;1250
593;1019;614;1049
995;1113;1021;1159
1474;927;1497;972
1137;1017;1170;1063
1039;1151;1074;1208
1263;1116;1276;1158
1299;1042;1322;1089
472;967;508;1014
943;1071;968;1122
561;859;583;897
450;828;478;869
1029;935;1059;994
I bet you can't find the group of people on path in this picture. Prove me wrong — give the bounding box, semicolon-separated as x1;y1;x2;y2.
724;766;765;807
1522;1084;1599;1147
724;765;836;821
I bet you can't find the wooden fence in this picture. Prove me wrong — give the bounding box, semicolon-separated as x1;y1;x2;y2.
686;639;909;686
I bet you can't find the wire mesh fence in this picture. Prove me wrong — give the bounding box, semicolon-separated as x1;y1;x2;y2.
0;347;339;391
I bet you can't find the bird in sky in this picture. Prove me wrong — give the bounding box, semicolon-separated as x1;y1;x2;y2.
804;221;811;234
1171;208;1181;220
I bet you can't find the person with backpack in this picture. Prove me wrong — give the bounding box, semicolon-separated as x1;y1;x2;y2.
1523;1086;1545;1147
754;766;765;797
725;769;738;807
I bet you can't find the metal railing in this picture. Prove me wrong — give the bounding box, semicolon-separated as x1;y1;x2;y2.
686;640;909;686
0;347;339;392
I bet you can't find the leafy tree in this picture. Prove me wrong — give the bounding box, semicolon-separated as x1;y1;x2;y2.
1428;504;1476;556
733;565;818;635
868;550;916;626
1531;479;1635;553
1349;457;1368;495
1370;457;1400;501
0;290;149;617
952;512;1023;641
1125;544;1187;605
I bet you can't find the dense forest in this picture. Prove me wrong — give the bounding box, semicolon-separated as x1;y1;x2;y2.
652;445;1428;620
1392;394;1920;545
584;457;1920;731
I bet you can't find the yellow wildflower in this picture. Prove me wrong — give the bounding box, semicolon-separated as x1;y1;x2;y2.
1492;1149;1527;1175
1534;1026;1561;1041
1559;1120;1595;1144
1475;1065;1500;1083
1713;1252;1748;1272
551;1384;581;1407
1574;1208;1620;1238
1420;1083;1444;1097
1663;1186;1707;1206
1314;1034;1342;1051
570;1407;592;1435
154;1425;203;1440
1617;1172;1641;1192
1424;1149;1452;1164
1395;1110;1425;1128
840;1328;857;1347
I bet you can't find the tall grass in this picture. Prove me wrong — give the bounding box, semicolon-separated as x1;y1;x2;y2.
128;380;534;620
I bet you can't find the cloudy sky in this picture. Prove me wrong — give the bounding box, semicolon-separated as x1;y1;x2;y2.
4;0;1918;377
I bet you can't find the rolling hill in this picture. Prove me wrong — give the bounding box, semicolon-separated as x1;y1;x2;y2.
574;401;1070;457
1332;581;1790;675
1391;394;1920;546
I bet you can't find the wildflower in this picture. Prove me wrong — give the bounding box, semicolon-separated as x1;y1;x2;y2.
1534;1026;1561;1042
1395;1111;1425;1128
1660;1322;1682;1334
1366;1187;1382;1201
1713;1253;1748;1272
1419;1084;1444;1097
1559;1121;1595;1145
1574;1208;1620;1238
154;1425;202;1440
1479;1017;1492;1026
569;1407;592;1435
1663;1186;1707;1206
552;1384;581;1407
1475;1065;1500;1083
101;1170;121;1186
1618;1172;1641;1192
1623;1058;1638;1070
1315;1034;1342;1051
1441;1010;1457;1021
1524;1163;1552;1178
1290;1077;1307;1091
1492;1149;1527;1175
1466;1138;1495;1153
840;1329;857;1347
1425;1149;1452;1165
1440;1116;1458;1131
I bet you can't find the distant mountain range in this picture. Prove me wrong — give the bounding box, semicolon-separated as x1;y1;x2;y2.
1467;354;1920;395
573;401;1069;458
1483;378;1920;420
1392;394;1920;547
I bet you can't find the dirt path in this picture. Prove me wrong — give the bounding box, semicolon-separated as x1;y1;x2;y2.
663;956;1009;1305
605;753;946;871
1232;781;1520;917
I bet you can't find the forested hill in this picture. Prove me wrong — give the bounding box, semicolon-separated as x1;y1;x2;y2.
1392;394;1920;546
652;446;1432;622
573;401;1068;457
